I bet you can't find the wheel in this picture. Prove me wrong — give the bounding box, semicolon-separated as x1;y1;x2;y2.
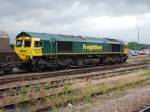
6;55;14;64
103;57;113;65
0;70;4;75
73;59;84;67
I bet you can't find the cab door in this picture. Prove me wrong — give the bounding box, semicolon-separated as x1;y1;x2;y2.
33;40;43;56
51;38;57;57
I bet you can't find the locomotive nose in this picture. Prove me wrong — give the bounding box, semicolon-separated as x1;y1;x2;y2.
19;49;31;60
16;49;26;60
15;48;30;61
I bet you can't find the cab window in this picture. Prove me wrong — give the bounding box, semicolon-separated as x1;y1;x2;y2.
34;41;42;47
16;40;23;47
24;40;31;47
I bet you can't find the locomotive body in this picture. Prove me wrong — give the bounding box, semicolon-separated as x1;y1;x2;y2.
15;32;128;71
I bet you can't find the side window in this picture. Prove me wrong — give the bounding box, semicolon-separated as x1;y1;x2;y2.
57;41;73;52
34;41;43;48
34;41;39;47
111;44;121;52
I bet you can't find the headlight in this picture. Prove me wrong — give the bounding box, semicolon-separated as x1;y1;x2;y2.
26;55;30;59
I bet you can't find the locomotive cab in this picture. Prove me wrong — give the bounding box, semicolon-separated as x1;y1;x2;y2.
15;37;42;61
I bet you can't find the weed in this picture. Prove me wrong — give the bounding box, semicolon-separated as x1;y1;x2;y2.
0;108;4;112
144;67;150;75
97;83;108;94
1;95;13;105
51;106;59;112
82;80;93;102
20;86;28;95
44;82;52;89
63;80;71;93
34;84;42;90
15;104;21;112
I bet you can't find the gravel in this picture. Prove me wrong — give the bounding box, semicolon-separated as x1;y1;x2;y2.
61;83;150;112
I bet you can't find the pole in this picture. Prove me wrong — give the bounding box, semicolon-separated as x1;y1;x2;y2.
136;25;140;50
136;25;140;43
138;25;139;43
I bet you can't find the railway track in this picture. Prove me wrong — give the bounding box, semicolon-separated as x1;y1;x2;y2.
0;61;149;86
0;61;150;110
0;62;148;90
0;61;149;92
140;106;150;112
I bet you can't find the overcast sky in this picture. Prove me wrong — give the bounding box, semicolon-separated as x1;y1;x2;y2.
0;0;150;43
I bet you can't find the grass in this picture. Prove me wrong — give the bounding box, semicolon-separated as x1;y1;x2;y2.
48;68;150;111
0;108;4;112
0;68;150;111
63;80;72;93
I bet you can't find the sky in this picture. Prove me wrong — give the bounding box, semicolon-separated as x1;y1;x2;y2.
0;0;150;43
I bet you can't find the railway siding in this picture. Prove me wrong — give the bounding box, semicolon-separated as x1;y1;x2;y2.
0;62;149;91
1;67;150;111
0;62;149;86
0;62;149;109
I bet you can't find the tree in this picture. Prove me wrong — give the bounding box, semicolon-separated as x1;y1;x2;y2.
10;44;14;50
128;42;150;50
128;42;139;50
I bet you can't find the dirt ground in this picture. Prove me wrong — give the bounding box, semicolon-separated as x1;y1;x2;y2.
128;55;150;62
60;83;150;112
59;69;150;112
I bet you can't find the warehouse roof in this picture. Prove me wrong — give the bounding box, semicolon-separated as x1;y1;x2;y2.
16;32;123;44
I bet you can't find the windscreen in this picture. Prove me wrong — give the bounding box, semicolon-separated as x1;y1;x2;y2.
16;40;23;47
24;40;31;47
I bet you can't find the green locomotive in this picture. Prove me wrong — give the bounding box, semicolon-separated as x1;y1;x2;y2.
15;32;128;71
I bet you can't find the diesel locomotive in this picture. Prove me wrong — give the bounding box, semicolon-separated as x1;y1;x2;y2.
14;32;128;71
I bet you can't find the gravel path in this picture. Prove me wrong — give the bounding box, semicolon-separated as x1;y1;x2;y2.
61;83;150;112
86;85;150;112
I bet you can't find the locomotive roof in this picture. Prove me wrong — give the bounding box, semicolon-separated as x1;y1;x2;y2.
16;32;123;44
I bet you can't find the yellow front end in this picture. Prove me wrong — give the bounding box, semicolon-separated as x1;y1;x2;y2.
124;44;128;55
15;36;42;61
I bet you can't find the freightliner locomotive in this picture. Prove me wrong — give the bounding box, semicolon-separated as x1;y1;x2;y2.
0;31;128;73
